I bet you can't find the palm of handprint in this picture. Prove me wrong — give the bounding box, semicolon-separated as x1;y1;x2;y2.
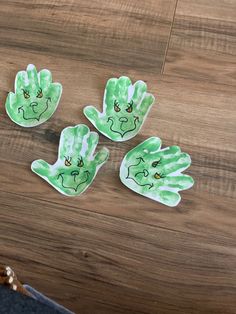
120;137;194;206
5;64;62;127
31;124;109;196
84;76;155;141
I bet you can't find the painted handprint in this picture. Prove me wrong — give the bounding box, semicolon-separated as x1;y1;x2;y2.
5;64;62;127
84;76;155;141
120;137;194;206
31;124;109;196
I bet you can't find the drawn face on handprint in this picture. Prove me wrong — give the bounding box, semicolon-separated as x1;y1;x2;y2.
55;156;91;193
31;124;109;196
84;76;155;141
120;137;194;207
5;64;62;127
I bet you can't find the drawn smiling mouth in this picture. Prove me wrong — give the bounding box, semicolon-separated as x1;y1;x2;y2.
57;170;90;192
107;116;139;138
126;157;154;189
18;97;51;121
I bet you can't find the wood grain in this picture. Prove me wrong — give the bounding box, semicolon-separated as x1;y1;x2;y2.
0;0;177;73
163;0;236;85
0;0;236;313
1;190;236;314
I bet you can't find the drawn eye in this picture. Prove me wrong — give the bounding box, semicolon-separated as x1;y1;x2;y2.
114;100;120;112
152;160;161;167
36;88;43;98
77;157;84;167
126;100;133;113
22;89;30;99
64;156;72;167
154;172;164;180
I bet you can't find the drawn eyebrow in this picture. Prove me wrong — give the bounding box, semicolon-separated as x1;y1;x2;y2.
36;88;43;97
22;89;30;94
64;156;72;166
77;156;84;167
152;159;161;167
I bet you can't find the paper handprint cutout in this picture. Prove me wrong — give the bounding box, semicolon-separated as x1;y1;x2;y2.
84;76;155;142
31;124;109;196
120;137;194;206
5;64;62;127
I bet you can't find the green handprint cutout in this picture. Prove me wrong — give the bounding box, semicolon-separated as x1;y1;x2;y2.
31;124;109;196
84;76;155;142
5;64;62;127
120;137;194;207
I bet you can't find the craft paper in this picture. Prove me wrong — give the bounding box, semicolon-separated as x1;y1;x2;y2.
120;137;194;207
5;64;62;127
31;124;109;196
84;76;155;142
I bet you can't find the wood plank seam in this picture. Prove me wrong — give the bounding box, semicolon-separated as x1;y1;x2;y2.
161;0;179;74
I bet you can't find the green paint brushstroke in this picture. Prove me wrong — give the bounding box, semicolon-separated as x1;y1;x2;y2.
5;64;62;127
83;76;155;142
31;124;109;196
120;137;194;207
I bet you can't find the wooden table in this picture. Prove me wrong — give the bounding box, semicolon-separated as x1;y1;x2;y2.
0;1;235;313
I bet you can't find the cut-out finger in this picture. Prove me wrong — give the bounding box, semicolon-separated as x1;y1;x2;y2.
132;80;147;106
94;147;109;166
157;175;194;191
39;69;52;90
31;159;51;177
59;124;90;160
85;131;99;159
161;153;191;175
157;190;181;207
27;64;40;90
